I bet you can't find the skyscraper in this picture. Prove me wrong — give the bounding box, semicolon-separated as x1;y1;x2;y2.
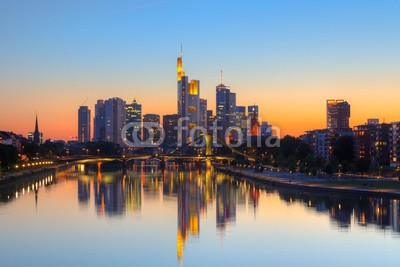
94;100;106;141
216;81;236;141
188;79;200;130
104;97;126;145
143;114;161;145
199;98;207;129
235;106;247;127
125;99;142;142
247;105;259;118
206;110;214;134
177;49;200;143
163;114;180;148
326;100;351;130
78;106;91;143
228;92;236;127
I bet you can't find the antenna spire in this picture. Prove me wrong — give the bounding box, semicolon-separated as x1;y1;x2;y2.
220;70;223;85
180;44;183;57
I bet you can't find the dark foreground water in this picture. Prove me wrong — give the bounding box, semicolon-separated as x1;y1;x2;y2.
0;162;399;267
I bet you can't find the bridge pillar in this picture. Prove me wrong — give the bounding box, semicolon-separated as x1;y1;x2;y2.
122;158;127;175
206;134;212;156
160;157;166;170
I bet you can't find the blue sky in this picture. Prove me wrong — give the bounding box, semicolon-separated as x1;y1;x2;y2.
1;0;399;139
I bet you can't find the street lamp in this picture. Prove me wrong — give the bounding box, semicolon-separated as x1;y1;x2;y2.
97;149;100;157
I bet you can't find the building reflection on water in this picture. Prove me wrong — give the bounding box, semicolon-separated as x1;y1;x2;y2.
0;170;56;210
1;162;400;263
277;190;400;232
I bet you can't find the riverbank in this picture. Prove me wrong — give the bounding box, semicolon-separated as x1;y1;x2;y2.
0;162;71;186
215;165;400;198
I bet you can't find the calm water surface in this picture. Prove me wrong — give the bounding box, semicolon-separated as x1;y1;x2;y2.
0;162;399;267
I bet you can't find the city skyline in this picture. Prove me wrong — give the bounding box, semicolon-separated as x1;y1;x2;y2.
1;0;400;140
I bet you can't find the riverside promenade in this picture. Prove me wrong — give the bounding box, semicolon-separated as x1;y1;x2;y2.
0;163;71;186
215;165;400;198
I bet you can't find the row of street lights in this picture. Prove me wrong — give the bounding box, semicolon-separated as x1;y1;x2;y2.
14;161;54;170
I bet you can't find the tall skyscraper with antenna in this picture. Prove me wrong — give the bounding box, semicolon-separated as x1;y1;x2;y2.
177;47;200;144
216;72;236;141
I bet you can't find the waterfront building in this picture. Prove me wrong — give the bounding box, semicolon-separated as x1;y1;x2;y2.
390;122;400;167
354;123;391;167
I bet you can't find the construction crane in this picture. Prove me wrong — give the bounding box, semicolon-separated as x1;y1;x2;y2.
81;98;88;106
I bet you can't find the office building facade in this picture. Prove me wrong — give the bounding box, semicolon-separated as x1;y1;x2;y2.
78;106;91;143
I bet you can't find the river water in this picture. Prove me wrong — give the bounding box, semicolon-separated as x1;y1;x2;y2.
0;162;399;267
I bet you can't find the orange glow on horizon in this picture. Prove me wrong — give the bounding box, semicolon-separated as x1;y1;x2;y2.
1;68;399;140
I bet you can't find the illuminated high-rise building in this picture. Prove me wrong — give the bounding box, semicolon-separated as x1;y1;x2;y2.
78;106;91;143
228;92;236;127
126;99;142;123
216;78;236;141
326;100;351;130
104;97;126;145
163;114;180;148
125;99;142;142
177;49;200;143
199;98;207;129
143;114;161;145
235;106;247;128
206;110;214;134
188;79;200;130
248;105;259;118
390;122;400;167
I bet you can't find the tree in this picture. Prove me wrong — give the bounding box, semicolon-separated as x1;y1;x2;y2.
324;163;335;176
356;158;370;173
332;136;354;164
0;144;19;169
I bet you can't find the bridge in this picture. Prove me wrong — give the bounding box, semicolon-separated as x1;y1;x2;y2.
65;134;255;165
71;154;240;164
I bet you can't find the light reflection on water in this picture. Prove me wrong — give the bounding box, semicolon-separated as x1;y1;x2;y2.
0;161;399;267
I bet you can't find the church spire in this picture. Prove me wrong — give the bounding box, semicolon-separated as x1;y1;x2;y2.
35;112;39;132
33;112;40;144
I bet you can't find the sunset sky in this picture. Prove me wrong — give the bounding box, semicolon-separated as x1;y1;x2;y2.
1;0;399;140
